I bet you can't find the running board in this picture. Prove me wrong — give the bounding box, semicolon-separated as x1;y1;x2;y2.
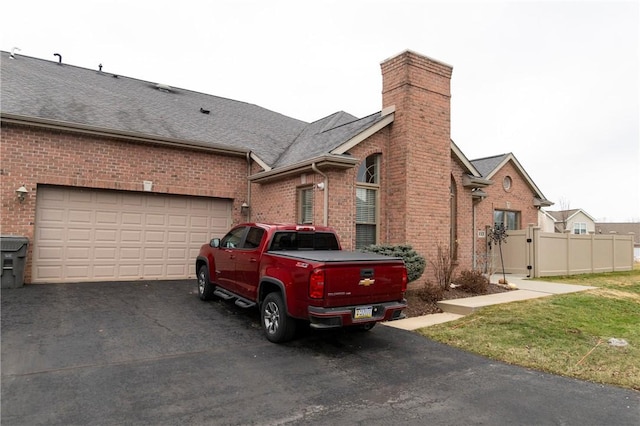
213;288;256;309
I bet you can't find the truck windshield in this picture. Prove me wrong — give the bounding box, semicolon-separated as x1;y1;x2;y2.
269;232;339;251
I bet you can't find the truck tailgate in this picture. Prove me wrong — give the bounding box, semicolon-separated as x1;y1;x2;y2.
278;251;406;307
322;261;406;307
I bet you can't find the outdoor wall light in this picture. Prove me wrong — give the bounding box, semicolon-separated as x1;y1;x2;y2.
16;185;28;203
241;202;250;214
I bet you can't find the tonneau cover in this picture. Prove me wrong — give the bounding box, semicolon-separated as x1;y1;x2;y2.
269;250;402;263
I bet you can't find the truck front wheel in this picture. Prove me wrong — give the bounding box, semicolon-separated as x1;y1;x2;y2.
261;292;296;343
197;265;215;301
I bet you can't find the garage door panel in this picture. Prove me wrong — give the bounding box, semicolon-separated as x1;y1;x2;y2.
168;215;188;226
68;209;93;223
145;231;165;243
35;246;64;260
146;214;166;226
67;229;92;241
67;247;91;260
121;230;142;242
168;232;187;243
95;247;117;260
142;264;164;277
39;208;65;222
37;227;65;241
96;211;118;224
122;213;143;225
95;229;117;242
119;248;142;261
68;190;94;203
147;197;167;208
66;265;91;278
33;187;232;283
166;264;187;277
36;265;63;279
118;265;141;278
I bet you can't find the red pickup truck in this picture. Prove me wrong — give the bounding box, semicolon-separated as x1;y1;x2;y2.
195;223;408;342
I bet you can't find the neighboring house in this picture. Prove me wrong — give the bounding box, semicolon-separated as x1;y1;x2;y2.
595;222;640;261
1;49;552;284
543;209;597;234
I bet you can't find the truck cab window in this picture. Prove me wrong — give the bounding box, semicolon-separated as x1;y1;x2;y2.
221;227;246;249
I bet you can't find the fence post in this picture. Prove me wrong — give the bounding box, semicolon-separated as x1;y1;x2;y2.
532;226;540;278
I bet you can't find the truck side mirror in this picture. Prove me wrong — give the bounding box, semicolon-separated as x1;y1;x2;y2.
210;238;221;248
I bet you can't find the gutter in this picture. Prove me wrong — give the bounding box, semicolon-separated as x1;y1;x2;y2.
249;154;358;183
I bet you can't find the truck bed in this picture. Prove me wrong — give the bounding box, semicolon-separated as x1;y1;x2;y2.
268;250;402;263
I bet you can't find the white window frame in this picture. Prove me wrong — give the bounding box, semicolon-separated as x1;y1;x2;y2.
356;154;380;249
573;222;587;234
298;186;314;224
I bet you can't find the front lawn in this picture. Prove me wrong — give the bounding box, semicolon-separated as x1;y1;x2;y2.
418;266;640;390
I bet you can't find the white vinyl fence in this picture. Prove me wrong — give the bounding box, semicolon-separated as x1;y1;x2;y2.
495;226;634;277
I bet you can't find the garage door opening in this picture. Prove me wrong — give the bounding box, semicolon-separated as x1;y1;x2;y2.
33;186;232;283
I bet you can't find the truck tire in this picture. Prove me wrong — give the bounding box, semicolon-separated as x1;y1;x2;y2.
261;292;296;343
197;265;215;301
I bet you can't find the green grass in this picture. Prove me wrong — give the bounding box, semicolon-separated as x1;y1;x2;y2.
418;265;640;390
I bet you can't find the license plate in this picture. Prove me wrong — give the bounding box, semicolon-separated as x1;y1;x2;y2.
354;306;373;319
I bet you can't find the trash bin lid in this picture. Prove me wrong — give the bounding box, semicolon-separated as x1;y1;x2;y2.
0;236;29;252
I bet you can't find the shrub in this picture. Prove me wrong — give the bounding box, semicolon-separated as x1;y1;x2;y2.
416;280;444;303
360;244;426;283
455;269;489;294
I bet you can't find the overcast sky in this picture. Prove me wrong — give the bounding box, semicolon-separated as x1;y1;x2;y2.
2;0;638;222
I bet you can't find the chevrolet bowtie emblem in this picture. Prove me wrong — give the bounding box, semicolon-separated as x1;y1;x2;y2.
359;278;375;286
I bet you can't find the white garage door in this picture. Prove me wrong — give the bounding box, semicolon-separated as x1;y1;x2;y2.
32;186;232;283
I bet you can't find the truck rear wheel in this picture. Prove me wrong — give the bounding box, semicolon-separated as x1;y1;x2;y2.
261;292;296;343
197;265;215;301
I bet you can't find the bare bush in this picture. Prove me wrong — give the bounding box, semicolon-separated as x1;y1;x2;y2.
455;269;489;294
430;243;456;291
416;280;444;303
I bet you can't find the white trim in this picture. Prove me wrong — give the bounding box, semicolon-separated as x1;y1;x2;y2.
250;152;271;171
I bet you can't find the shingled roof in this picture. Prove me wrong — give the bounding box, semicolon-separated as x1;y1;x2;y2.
470;152;553;207
0;51;385;169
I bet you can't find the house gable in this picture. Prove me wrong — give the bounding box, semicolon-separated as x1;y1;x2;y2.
471;153;552;207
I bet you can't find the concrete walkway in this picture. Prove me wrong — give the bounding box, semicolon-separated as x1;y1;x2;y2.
385;275;595;331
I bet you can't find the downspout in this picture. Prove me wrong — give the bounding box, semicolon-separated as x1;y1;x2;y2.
311;163;328;226
246;152;252;221
472;201;477;269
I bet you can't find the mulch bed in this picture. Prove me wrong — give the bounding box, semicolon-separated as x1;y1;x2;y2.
404;282;512;317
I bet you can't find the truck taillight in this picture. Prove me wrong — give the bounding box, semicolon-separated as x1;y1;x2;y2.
309;268;325;299
401;268;408;293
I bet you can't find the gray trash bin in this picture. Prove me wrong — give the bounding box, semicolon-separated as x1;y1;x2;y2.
1;236;29;288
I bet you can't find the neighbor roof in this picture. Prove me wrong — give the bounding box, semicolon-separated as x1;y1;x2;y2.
1;52;391;170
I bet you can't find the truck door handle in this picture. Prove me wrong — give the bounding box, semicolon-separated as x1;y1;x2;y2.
249;258;257;262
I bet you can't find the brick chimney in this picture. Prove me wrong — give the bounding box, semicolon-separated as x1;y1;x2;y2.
381;50;453;269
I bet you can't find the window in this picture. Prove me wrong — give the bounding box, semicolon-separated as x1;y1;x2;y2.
573;222;587;234
503;176;512;191
220;226;246;248
269;231;340;251
298;187;314;224
494;210;520;230
244;227;265;248
356;154;380;249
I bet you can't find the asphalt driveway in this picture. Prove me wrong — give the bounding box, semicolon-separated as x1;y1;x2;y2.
2;280;638;425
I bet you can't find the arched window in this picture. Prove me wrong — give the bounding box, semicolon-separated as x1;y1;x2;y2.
356;154;380;248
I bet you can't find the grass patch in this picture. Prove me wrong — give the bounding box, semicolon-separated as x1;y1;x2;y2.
418;266;640;390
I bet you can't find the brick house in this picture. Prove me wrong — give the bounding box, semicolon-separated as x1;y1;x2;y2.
1;49;551;284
